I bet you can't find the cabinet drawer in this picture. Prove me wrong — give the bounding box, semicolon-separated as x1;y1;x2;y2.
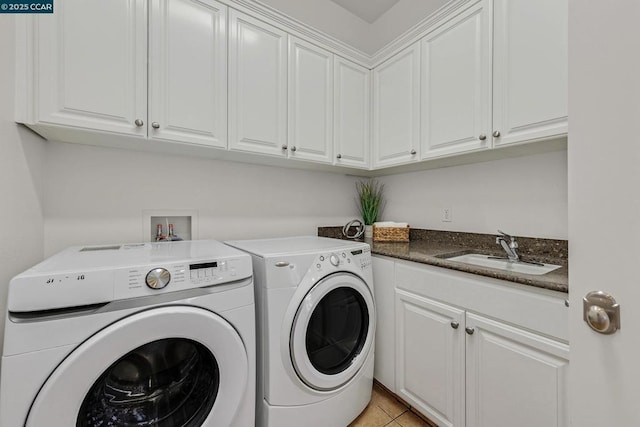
395;260;568;342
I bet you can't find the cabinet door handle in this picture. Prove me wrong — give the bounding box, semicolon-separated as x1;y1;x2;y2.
134;119;144;127
281;144;288;150
478;134;487;141
291;146;297;152
336;154;342;159
450;321;459;329
410;149;417;155
151;122;160;129
493;130;501;138
465;327;475;335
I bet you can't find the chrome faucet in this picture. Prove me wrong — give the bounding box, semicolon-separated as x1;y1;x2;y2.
496;230;519;262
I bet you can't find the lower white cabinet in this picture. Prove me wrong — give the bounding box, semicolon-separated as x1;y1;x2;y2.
371;256;396;391
390;260;569;427
465;313;569;427
396;289;465;427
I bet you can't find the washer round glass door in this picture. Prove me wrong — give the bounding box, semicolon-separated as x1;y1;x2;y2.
26;307;248;427
290;272;375;391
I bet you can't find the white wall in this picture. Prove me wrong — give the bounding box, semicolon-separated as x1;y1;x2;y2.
43;142;361;256
377;150;568;239
0;17;46;362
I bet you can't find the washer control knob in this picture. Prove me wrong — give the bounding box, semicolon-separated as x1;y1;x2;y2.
146;268;171;289
330;254;340;267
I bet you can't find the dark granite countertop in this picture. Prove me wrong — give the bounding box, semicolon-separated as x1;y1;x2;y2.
318;227;568;293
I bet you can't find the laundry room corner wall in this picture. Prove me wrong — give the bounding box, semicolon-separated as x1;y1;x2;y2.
376;150;568;239
0;16;46;371
42;142;361;256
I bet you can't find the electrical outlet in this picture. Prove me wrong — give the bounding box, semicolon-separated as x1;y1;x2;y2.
442;207;453;222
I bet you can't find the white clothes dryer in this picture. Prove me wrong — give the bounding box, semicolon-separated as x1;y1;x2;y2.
225;236;375;427
0;240;256;427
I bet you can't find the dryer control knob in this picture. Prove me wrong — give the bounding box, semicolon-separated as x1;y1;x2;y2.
330;254;340;266
146;268;171;289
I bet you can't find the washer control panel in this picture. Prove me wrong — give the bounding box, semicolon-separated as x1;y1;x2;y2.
116;257;249;300
188;260;236;284
146;268;171;289
8;240;253;313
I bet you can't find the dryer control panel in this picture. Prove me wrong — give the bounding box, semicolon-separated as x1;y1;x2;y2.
313;245;372;273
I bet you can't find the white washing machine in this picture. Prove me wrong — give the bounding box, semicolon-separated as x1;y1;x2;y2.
0;240;255;427
225;236;375;427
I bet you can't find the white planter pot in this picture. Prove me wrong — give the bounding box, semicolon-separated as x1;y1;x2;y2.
364;225;373;239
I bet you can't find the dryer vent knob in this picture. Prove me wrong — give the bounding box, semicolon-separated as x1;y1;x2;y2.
146;268;171;289
330;254;340;267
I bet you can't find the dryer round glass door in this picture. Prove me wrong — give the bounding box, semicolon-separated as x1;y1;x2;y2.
25;307;248;427
290;272;375;391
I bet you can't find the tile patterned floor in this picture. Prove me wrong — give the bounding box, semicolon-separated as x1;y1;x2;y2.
348;382;436;427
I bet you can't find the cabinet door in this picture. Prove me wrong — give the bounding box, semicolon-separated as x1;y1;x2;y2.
34;0;147;136
396;289;465;427
492;0;568;146
372;42;421;168
288;38;333;163
228;11;288;156
148;0;227;148
334;58;370;169
421;0;492;159
371;257;395;391
465;313;569;427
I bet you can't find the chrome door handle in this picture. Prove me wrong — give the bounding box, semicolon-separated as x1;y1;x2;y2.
451;321;459;329
583;291;620;334
493;130;501;138
478;134;487;141
410;149;417;155
134;119;144;127
151;122;160;129
465;327;475;335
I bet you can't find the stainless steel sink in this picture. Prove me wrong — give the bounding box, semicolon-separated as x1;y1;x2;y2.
444;253;561;275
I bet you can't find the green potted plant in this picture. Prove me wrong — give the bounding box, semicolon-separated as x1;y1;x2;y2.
356;179;385;238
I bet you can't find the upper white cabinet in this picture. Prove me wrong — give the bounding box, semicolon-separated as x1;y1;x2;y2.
148;0;227;148
17;0;147;137
17;0;229;147
15;0;567;172
288;38;333;164
420;0;567;159
491;0;568;146
228;11;288;157
372;42;421;168
333;58;370;169
420;0;492;159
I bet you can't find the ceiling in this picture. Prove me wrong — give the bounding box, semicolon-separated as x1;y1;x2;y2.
255;0;451;55
330;0;400;24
